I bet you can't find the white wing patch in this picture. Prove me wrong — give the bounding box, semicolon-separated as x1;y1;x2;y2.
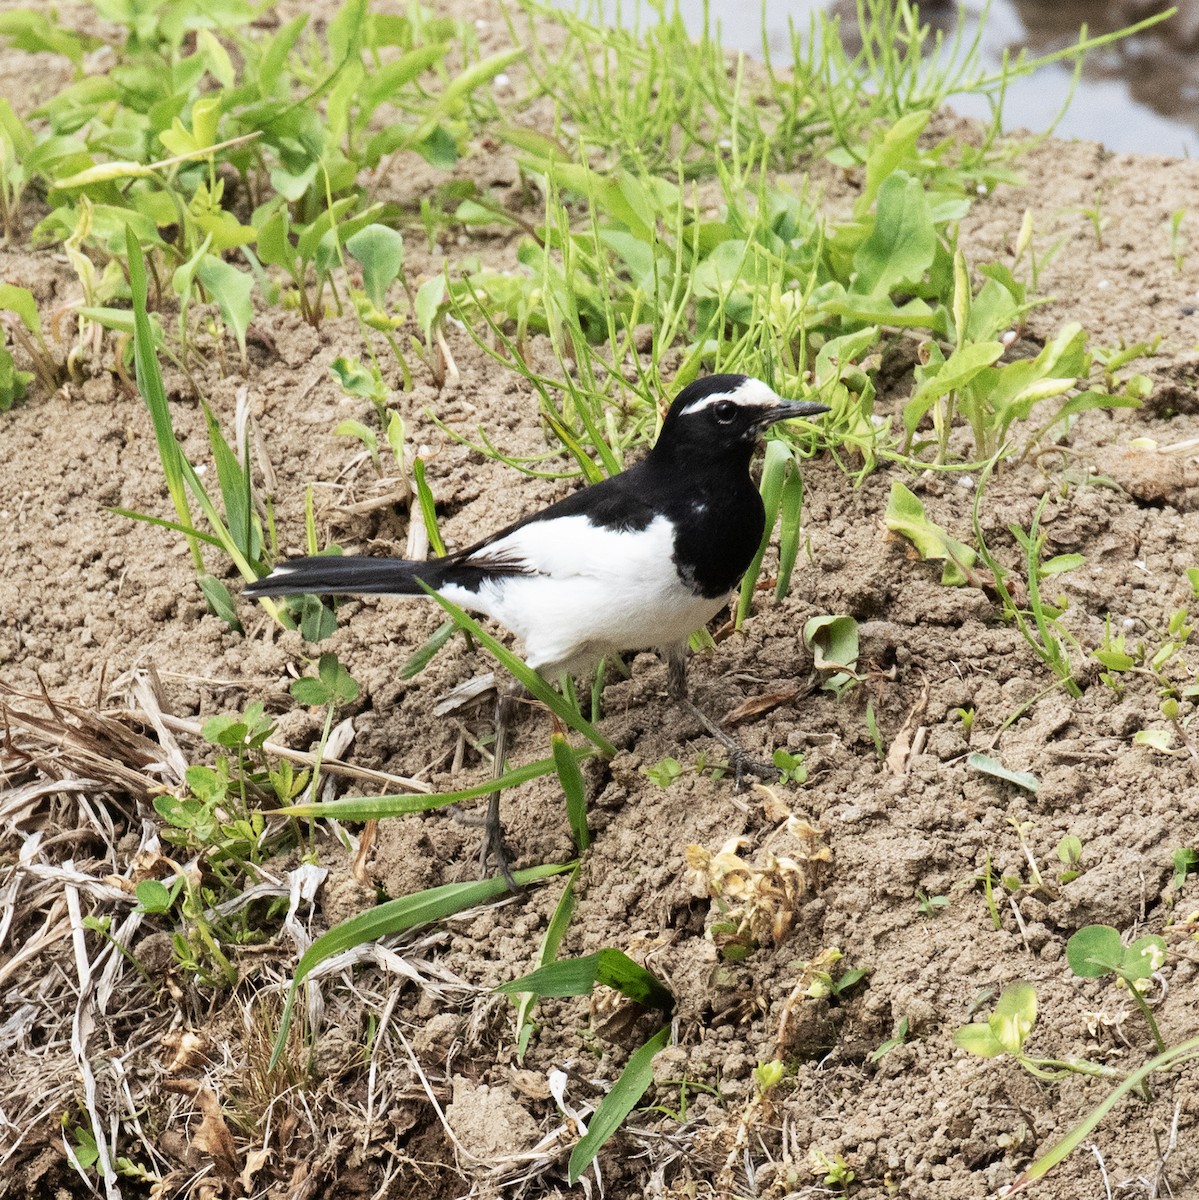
441;514;728;674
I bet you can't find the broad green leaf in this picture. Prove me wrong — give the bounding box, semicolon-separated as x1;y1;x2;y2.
803;615;859;693
434;46;524;114
197;30;234;88
1066;925;1123;978
1123;935;1167;980
904;341;1005;436
290;677;328;708
296;594;337;644
313;205;386;275
852;172;936;297
196;255;253;361
329;355;381;399
991;982;1037;1055
0;9;100;67
356;44;448;121
856;110;929;216
953;1022;1005;1058
257;13;308;94
334;418;376;442
1041;553;1085;577
135;879;172;913
318;651;358;704
414;275;447;339
296;196;357;264
346;224;404;310
884;481;976;586
1134;728;1173;752
0;283;41;335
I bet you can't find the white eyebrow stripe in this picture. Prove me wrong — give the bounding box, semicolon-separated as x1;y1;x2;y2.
678;380;782;416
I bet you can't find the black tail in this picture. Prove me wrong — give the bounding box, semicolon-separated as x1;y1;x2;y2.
244;555;435;598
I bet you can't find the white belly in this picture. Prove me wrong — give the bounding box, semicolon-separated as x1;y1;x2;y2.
439;514;727;674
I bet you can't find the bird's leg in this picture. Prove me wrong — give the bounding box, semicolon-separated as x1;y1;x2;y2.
666;647;779;786
482;680;525;889
445;679;526;889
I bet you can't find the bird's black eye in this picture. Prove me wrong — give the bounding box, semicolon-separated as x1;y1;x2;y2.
713;400;737;424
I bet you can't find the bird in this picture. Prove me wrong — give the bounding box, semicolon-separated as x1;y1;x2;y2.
245;374;829;880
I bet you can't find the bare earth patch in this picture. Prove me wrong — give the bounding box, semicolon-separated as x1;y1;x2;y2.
3;7;1199;1199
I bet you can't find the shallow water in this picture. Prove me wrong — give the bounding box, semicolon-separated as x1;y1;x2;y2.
576;1;1199;157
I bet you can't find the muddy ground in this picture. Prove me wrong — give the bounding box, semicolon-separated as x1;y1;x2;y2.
3;4;1199;1199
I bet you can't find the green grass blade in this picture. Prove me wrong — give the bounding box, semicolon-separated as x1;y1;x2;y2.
279;752;591;818
126;228;203;573
499;948;675;1014
515;863;579;1062
269;861;573;1069
202;400;259;565
1007;1035;1199;1191
412;458;447;556
400;618;456;678
417;582;617;757
106;507;226;549
552;729;590;852
568;1024;672;1184
736;439;791;626
773;458;804;601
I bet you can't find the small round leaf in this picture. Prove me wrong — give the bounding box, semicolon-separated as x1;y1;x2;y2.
1066;924;1123;978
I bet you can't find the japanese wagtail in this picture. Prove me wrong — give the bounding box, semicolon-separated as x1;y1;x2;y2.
245;375;829;878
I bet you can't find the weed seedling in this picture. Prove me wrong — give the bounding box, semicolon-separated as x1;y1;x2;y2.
1170;847;1199;896
1066;925;1168;1053
868;1018;910;1064
1055;835;1084;884
645;757;683;788
808;1147;855;1193
289;652;360;802
955;982;1127;1083
1168;207;1188;272
973;481;1084;698
1077;186;1109;248
772;749;808;784
916;889;949;918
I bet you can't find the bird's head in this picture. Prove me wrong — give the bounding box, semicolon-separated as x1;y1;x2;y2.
652;375;829;464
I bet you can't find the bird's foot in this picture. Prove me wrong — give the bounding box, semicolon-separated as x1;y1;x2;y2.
726;749;781;791
446;803;520;892
481;816;519;893
675;693;778;790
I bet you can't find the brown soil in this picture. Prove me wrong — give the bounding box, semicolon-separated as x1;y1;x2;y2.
3;5;1199;1199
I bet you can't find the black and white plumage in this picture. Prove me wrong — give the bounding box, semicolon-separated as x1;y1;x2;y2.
246;375;827;675
245;374;828;878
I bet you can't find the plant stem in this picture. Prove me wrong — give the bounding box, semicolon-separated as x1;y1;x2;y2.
1119;973;1167;1055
